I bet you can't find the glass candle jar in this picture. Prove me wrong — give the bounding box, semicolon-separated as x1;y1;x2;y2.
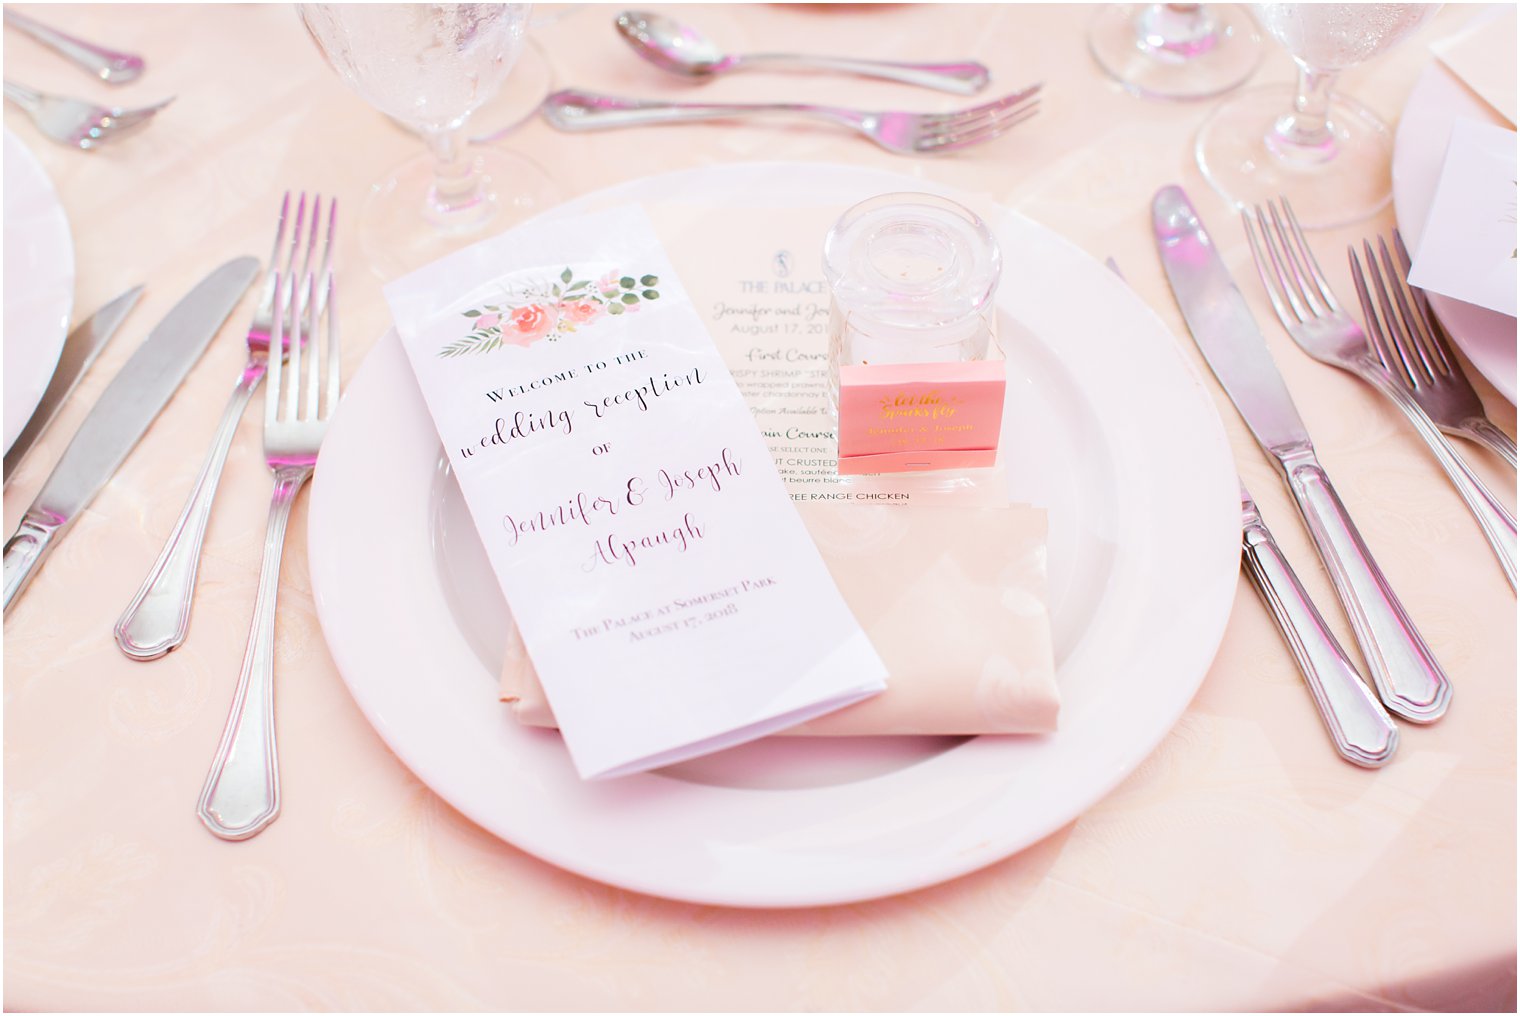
823;192;1002;411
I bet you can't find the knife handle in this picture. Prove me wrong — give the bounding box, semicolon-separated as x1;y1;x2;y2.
3;512;63;615
1242;501;1399;766
1280;448;1452;723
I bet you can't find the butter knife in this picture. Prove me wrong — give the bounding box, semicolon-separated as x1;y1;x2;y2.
3;285;143;484
2;257;260;615
1152;185;1451;724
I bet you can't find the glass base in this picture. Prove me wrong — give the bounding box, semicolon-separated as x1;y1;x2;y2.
1194;84;1394;229
358;146;559;281
1089;3;1262;101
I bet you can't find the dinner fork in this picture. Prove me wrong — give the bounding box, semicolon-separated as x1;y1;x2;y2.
198;270;339;842
3;79;171;149
540;84;1042;154
1243;198;1516;591
3;10;145;84
116;194;335;661
1383;232;1517;469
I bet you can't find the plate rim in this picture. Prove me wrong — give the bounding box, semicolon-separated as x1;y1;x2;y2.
309;160;1241;907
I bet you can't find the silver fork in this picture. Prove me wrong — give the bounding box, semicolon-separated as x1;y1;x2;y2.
1244;198;1516;592
116;193;335;661
4;10;145;84
1383;232;1518;469
540;84;1042;154
198;270;339;841
3;79;171;149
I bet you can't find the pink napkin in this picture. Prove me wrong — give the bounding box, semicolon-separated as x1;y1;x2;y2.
501;501;1060;735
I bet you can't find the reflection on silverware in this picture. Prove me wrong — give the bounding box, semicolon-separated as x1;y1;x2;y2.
1387;231;1518;469
1240;482;1399;767
116;193;337;662
198;269;340;843
613;9;990;95
541;84;1041;155
1242;197;1516;592
1153;183;1451;724
2;79;172;150
1;258;260;615
3;9;145;84
3;285;143;484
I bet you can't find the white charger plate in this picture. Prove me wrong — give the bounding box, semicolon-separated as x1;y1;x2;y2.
3;127;75;452
1391;59;1517;404
308;162;1240;907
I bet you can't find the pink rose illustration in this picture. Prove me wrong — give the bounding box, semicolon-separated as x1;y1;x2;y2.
561;300;603;325
506;303;557;346
474;312;500;330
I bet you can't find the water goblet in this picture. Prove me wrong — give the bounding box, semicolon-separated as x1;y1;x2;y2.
1194;3;1441;228
298;3;557;278
1089;4;1263;100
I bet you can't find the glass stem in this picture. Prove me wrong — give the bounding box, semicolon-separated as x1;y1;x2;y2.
420;124;487;227
1268;64;1339;164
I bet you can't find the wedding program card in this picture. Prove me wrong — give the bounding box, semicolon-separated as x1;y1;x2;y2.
386;205;887;779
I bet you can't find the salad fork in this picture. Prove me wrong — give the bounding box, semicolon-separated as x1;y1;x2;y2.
198;270;339;842
541;84;1042;155
1243;198;1516;591
116;193;335;661
3;79;171;149
1382;232;1517;469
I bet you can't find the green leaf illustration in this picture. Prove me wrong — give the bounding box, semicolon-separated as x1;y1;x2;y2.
621;293;639;304
620;276;635;289
561;267;573;283
640;275;658;287
608;302;625;315
462;309;481;317
642;289;659;300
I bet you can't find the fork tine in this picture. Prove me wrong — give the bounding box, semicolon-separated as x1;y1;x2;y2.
918;102;1039;152
1391;230;1455;376
1240;207;1296;331
1376;236;1437;385
1350;242;1416;386
303;274;321;421
324;272;340;417
1277;198;1340;312
284;274;303;422
919;84;1042;131
1363;239;1425;385
266;273;284;427
281;195;308;328
315;200;338;314
1263;200;1327;320
1247;203;1315;327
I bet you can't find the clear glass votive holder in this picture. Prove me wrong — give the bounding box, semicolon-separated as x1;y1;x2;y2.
823;192;1005;474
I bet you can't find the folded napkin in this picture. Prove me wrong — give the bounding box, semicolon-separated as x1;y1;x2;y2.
1432;8;1517;125
502;501;1060;735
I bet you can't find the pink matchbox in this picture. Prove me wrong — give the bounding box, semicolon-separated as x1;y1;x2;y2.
837;360;1006;474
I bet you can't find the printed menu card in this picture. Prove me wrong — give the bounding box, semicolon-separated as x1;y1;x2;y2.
386;205;888;779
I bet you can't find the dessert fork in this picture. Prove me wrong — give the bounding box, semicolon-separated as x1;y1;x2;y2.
198;270;339;842
541;84;1042;154
3;79;171;149
116;193;335;661
1243;198;1516;591
1383;232;1517;469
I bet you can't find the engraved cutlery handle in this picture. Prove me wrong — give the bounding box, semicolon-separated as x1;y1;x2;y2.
737;53;989;94
1460;418;1518;470
1360;370;1516;590
2;79;41;111
1279;448;1451;723
116;365;265;660
544;89;842;130
1242;501;1398;767
2;512;62;615
3;10;145;84
197;465;309;841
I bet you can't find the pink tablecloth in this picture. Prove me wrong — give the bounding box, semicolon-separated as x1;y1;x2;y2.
4;4;1514;1010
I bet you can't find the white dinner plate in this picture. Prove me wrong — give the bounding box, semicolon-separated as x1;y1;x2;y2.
308;162;1240;907
3;127;75;452
1391;59;1517;404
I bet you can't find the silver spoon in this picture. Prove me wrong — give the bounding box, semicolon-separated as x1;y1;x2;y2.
614;10;990;95
3;10;145;85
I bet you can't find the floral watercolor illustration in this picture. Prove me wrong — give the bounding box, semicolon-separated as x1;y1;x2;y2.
440;267;661;357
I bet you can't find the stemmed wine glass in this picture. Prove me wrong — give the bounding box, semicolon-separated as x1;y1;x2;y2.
1194;3;1441;228
1090;4;1263;100
298;3;557;279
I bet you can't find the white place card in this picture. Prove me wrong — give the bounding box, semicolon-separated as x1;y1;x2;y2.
1408;118;1518;318
385;205;887;779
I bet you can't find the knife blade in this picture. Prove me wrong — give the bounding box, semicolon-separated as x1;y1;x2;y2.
1152;184;1450;724
3;285;144;484
3;257;260;615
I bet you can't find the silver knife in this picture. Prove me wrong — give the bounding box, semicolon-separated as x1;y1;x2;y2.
1152;185;1451;724
3;285;144;484
1240;482;1399;766
1104;256;1398;764
2;257;260;615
